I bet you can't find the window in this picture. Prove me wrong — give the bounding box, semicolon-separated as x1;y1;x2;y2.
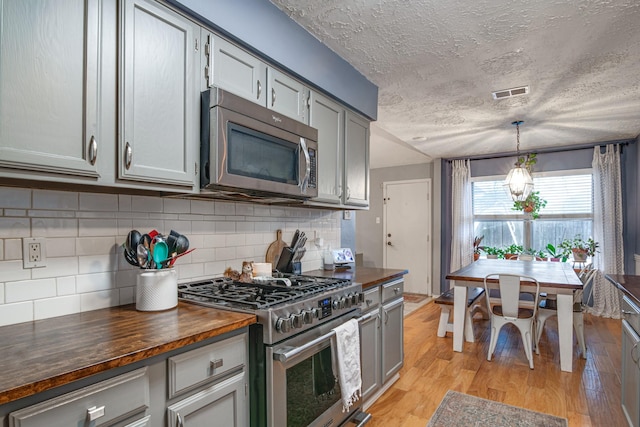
472;170;593;255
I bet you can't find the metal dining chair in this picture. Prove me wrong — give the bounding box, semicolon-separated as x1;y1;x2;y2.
484;273;540;369
535;265;597;359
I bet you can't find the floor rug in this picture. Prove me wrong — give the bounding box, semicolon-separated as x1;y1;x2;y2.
427;390;568;427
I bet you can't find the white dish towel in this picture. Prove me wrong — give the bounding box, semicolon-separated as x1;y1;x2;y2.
332;318;362;412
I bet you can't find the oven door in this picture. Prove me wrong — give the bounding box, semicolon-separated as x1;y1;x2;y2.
208;105;318;198
266;311;371;427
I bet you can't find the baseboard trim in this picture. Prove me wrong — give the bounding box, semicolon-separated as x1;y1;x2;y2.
362;372;400;411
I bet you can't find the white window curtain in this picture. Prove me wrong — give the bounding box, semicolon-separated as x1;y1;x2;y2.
450;159;474;273
591;144;623;319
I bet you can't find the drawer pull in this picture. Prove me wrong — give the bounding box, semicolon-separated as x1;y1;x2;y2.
394;287;401;294
366;299;373;306
210;358;224;372
86;405;105;422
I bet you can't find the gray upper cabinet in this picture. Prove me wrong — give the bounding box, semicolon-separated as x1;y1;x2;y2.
344;111;370;207
205;33;308;123
0;0;101;179
309;91;344;204
119;0;199;189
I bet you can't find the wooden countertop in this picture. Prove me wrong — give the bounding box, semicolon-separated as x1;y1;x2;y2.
605;274;640;306
0;302;256;405
305;266;408;289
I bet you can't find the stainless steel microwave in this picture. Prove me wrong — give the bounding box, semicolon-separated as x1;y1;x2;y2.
200;87;318;200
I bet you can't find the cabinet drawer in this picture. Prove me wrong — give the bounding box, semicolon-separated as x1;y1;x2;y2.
381;279;404;303
363;286;380;312
168;334;246;398
9;368;149;427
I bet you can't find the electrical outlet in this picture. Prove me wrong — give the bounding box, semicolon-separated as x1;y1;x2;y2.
23;237;47;268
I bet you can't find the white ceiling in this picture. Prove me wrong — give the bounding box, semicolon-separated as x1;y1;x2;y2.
270;0;640;169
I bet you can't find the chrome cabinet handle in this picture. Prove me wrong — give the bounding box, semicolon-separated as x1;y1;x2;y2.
210;358;223;372
338;184;343;198
125;142;132;170
632;342;640;364
347;187;351;200
271;87;276;106
177;413;184;427
384;309;389;324
623;310;638;315
257;80;262;99
299;138;310;193
88;135;98;165
394;287;401;294
86;405;105;422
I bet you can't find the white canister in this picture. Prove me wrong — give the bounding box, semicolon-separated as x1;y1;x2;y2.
253;262;272;277
136;269;178;311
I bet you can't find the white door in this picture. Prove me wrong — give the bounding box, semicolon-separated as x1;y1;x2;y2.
383;179;431;294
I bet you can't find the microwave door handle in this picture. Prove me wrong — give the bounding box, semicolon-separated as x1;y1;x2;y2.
299;137;311;193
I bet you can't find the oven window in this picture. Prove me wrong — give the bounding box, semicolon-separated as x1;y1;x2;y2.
286;346;341;427
228;123;298;184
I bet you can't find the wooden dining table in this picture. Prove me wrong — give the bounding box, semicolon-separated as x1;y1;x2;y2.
446;259;583;372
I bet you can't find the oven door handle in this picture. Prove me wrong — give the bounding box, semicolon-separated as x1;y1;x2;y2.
273;313;372;363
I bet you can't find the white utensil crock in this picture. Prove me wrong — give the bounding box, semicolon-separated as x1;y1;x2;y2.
136;269;177;311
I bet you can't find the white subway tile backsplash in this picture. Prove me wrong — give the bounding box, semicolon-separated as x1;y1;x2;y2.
46;238;76;257
0;217;30;238
132;195;163;212
77;272;116;293
164;198;191;214
0;186;342;326
56;276;77;295
33;189;78;210
77;237;117;256
78;218;117;237
0;301;34;326
80;193;119;212
0;187;31;209
1;260;31;281
32;257;79;279
80;289;119;312
34;295;81;320
4;239;22;260
6;278;56;302
78;254;117;274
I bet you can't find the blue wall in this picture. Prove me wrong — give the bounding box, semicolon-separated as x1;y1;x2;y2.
168;0;378;120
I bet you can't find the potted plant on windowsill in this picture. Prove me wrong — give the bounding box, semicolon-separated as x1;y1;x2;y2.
482;246;504;259
512;191;547;219
560;235;599;262
504;244;523;260
546;243;568;262
473;235;484;261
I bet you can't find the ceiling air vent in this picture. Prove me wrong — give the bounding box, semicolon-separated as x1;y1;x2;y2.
492;85;529;100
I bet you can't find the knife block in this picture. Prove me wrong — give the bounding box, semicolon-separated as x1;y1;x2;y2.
275;247;295;273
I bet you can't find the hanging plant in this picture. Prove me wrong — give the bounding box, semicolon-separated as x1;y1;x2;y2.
517;152;537;173
512;190;547;219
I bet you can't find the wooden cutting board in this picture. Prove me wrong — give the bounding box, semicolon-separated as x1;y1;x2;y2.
265;229;288;265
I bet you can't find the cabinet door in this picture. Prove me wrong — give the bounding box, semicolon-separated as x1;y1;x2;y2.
119;0;198;188
0;0;101;179
622;320;640;427
381;297;404;383
212;36;267;105
167;372;247;427
360;309;381;401
267;68;309;123
309;91;344;204
344;111;370;207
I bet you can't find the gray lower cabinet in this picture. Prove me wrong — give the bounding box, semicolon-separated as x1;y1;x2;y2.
360;287;381;401
119;0;200;189
9;368;150;427
381;279;404;383
0;0;102;180
622;296;640;427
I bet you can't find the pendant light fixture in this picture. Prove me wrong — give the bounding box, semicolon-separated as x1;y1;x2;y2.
504;120;533;202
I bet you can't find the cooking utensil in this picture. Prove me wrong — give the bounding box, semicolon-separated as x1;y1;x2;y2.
174;234;189;255
137;244;150;268
152;239;168;269
265;229;288;265
140;234;152;249
125;230;141;254
123;248;139;267
158;248;196;267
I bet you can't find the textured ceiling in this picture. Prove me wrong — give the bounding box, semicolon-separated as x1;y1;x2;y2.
270;0;640;168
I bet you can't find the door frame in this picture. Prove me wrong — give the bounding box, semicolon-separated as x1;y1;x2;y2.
382;178;432;295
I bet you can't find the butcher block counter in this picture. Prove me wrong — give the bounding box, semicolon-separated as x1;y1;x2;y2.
305;266;408;289
0;302;255;406
605;274;640;306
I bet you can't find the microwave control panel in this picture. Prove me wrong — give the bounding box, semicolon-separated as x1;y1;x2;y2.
308;148;317;188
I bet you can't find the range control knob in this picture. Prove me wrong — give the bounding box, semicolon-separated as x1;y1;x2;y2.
344;295;352;308
302;309;315;324
339;297;346;309
292;313;304;329
276;317;292;333
351;294;358;305
332;299;340;310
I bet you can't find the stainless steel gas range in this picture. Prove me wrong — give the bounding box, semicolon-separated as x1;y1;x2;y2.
178;274;372;427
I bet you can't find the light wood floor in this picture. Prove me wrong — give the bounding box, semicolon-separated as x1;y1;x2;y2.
367;300;626;426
